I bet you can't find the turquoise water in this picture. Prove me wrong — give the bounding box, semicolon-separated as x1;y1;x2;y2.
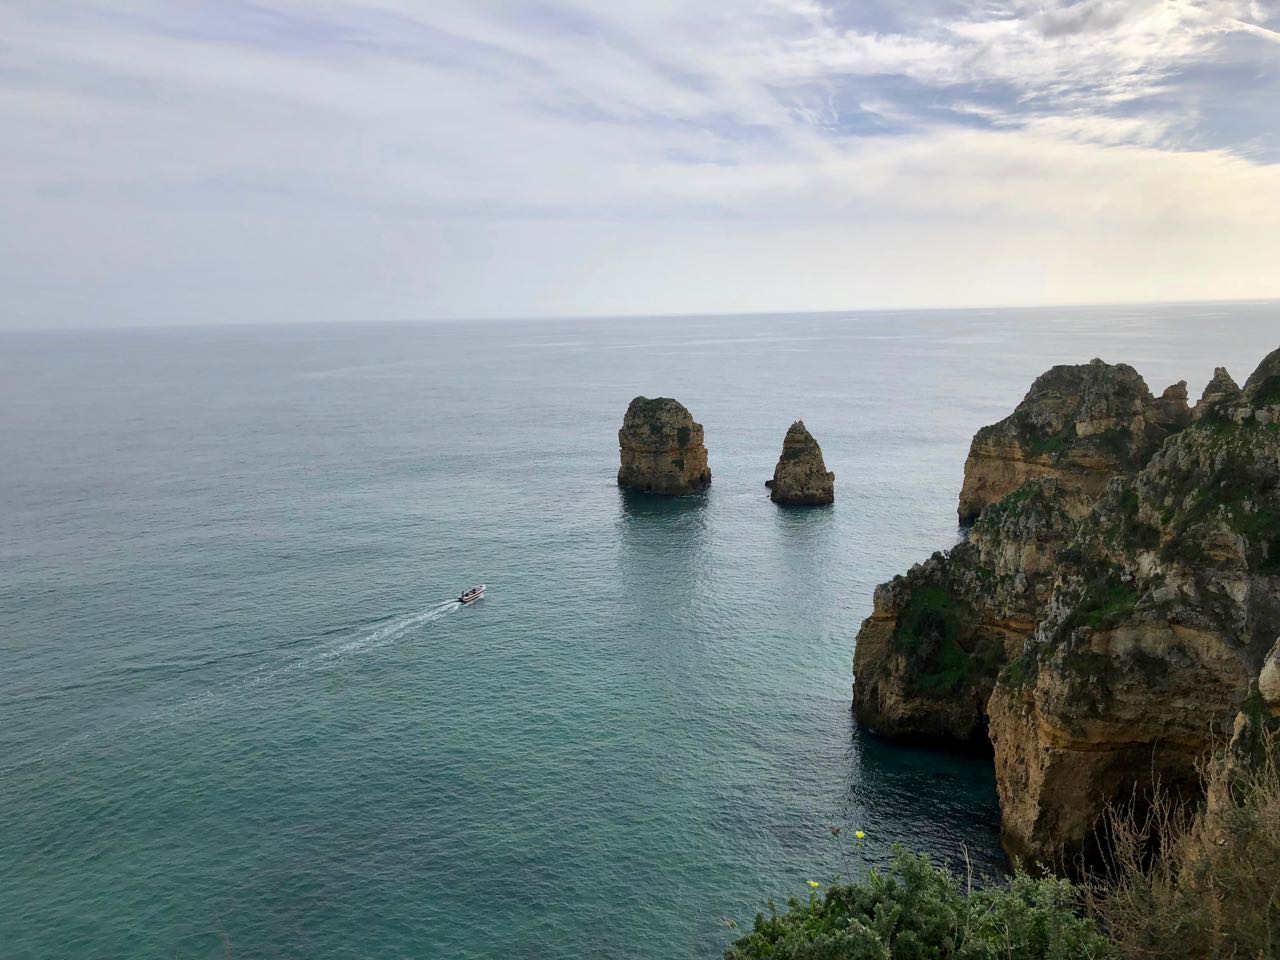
3;303;1276;959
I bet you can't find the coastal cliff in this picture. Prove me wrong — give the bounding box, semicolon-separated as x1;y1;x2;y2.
957;359;1191;522
767;421;834;506
617;396;711;495
855;346;1280;869
854;476;1075;743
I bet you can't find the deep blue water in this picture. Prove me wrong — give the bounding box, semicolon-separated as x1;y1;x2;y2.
2;302;1276;959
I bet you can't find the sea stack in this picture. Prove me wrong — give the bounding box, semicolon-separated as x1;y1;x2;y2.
617;397;711;495
767;421;834;505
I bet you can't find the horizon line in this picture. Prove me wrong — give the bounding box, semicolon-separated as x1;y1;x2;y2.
3;294;1278;335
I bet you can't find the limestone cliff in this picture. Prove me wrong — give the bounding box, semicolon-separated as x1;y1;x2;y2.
766;421;834;506
989;349;1280;867
854;345;1280;870
617;397;711;495
854;477;1075;743
957;359;1191;522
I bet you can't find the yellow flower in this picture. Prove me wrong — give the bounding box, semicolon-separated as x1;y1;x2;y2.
855;830;866;840
807;880;821;889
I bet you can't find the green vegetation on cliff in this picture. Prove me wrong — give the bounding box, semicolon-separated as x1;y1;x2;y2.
890;586;1003;698
893;587;970;696
726;848;1108;960
729;733;1280;960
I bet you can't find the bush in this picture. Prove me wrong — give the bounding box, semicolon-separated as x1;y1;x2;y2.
725;849;1110;960
893;587;974;696
1083;732;1280;959
729;732;1280;960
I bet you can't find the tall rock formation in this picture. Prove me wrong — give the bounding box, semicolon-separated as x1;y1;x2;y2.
766;421;834;506
957;359;1191;522
988;394;1280;867
617;397;711;495
854;345;1280;871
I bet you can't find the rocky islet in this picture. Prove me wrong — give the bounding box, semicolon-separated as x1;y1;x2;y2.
766;420;835;506
617;396;712;496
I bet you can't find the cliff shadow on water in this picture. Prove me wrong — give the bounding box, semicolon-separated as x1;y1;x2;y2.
847;724;1005;880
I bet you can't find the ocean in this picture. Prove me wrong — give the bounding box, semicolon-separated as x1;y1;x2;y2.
2;302;1276;959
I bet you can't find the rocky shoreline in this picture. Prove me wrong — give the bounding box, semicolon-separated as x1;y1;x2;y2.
854;345;1280;870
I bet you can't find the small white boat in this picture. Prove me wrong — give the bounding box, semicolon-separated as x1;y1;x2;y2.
458;584;486;605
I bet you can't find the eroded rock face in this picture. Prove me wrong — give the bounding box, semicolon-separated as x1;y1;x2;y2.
989;369;1280;867
958;359;1191;522
767;421;834;505
854;344;1280;871
1193;367;1242;420
853;478;1075;743
617;396;711;495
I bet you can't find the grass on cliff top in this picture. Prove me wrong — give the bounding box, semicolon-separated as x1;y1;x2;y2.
1013;415;1074;460
976;479;1045;525
1080;582;1139;630
1000;649;1040;691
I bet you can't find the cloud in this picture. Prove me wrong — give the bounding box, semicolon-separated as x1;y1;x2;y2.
0;0;1277;326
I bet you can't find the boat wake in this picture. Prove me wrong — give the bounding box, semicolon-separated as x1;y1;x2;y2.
244;599;462;687
5;600;465;775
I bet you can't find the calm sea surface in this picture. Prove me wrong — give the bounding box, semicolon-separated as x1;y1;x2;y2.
3;303;1277;959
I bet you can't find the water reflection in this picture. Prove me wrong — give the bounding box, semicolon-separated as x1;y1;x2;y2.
614;486;712;619
617;486;711;522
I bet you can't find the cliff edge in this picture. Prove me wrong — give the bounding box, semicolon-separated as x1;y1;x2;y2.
958;359;1191;522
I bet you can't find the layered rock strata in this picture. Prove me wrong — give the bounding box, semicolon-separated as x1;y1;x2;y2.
854;477;1074;743
766;421;835;505
617;396;711;495
957;359;1191;522
854;346;1280;870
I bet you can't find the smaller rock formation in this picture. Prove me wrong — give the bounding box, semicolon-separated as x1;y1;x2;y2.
617;396;711;495
766;421;834;505
1193;367;1241;419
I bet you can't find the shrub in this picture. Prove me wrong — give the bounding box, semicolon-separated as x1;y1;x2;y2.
725;848;1111;960
893;587;974;696
1083;733;1280;960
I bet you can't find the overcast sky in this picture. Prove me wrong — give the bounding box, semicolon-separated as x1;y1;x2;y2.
3;0;1279;327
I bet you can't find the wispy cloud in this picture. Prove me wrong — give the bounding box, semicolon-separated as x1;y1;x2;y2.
1;0;1277;326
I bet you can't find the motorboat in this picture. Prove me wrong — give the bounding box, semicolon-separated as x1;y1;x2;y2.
459;584;486;605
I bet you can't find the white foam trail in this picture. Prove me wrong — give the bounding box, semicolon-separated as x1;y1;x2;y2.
245;600;460;685
5;601;464;775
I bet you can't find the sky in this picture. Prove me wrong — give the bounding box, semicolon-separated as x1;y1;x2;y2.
2;0;1279;327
